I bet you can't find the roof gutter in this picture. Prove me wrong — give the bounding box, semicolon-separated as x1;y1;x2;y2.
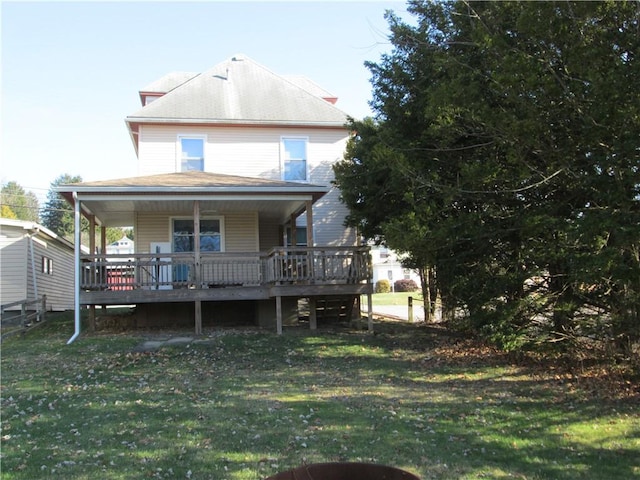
125;117;348;129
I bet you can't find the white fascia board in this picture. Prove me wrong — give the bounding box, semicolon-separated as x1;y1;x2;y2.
76;194;316;202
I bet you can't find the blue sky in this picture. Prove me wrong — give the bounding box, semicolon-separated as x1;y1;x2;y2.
1;0;407;203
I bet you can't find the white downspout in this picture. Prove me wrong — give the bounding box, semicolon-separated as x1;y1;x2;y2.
67;192;81;344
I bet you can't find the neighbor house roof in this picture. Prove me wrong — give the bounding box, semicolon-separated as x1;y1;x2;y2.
0;218;75;250
126;54;349;132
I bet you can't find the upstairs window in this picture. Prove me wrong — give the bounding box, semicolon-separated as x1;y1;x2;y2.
179;136;205;172
282;137;308;182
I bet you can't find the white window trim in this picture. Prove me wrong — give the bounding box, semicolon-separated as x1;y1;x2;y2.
280;136;309;183
176;134;207;172
169;215;225;252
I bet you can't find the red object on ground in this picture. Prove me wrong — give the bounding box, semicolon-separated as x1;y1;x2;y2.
264;462;421;480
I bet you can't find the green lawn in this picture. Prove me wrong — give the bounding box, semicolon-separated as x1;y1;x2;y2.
363;291;423;306
1;312;638;479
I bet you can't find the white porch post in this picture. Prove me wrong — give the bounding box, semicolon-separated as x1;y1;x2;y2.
88;215;96;332
100;226;107;311
67;192;81;344
193;200;202;335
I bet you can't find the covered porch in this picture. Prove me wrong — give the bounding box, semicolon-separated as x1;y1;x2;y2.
56;172;373;340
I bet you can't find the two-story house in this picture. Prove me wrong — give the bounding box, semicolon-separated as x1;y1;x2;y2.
57;55;373;338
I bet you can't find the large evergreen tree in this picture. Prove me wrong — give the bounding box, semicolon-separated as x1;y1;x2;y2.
334;1;640;353
41;174;82;240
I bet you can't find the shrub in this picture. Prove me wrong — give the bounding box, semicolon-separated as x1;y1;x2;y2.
394;279;419;292
375;279;391;293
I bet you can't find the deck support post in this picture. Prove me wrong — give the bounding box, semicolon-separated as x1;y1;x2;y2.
195;300;202;335
276;295;283;335
309;297;317;330
367;291;373;332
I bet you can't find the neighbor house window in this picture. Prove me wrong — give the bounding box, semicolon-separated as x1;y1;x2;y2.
172;218;224;252
42;257;53;275
178;136;205;172
281;137;308;182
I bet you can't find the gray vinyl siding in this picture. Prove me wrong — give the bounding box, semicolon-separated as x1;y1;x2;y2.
0;233;28;307
0;225;74;311
311;187;358;246
29;238;75;311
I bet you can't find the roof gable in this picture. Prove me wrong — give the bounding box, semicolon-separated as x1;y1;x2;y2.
127;55;349;127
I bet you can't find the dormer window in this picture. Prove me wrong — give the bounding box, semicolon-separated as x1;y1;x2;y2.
281;137;308;182
144;95;161;105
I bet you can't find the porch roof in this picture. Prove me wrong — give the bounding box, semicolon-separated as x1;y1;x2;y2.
55;171;329;227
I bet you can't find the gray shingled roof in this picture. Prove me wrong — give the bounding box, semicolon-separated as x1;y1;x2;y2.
126;55;349;127
56;171;329;193
55;172;329;226
140;71;198;94
282;75;337;101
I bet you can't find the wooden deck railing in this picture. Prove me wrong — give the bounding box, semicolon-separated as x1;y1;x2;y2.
80;247;371;292
1;296;47;341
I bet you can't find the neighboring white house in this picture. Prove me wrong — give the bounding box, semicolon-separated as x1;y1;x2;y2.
0;218;75;311
106;236;134;256
370;245;422;291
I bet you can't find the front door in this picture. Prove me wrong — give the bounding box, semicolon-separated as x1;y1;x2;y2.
150;242;172;290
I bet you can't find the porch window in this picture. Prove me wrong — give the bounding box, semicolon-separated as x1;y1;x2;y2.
179;136;205;172
286;226;308;247
282;137;308;182
172;218;223;252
